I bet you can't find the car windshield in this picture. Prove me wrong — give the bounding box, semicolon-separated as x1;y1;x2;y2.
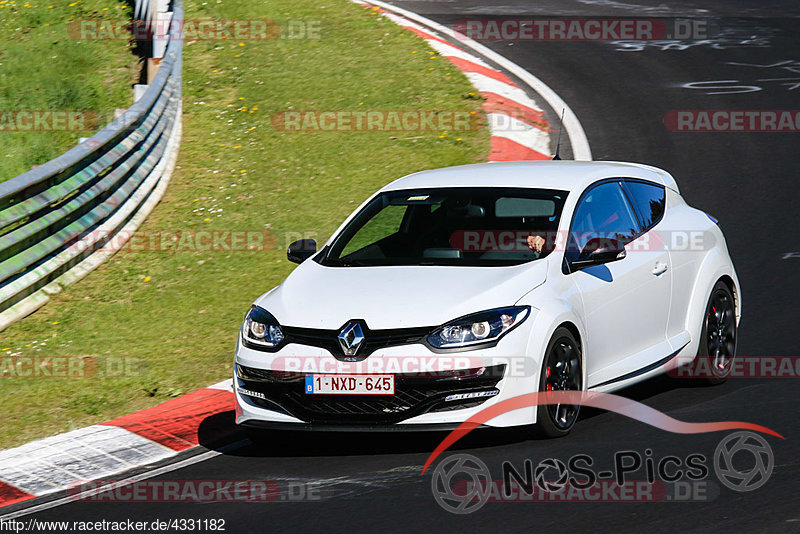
320;187;568;267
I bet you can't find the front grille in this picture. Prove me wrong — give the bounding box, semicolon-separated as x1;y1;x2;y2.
237;364;504;424
281;323;432;362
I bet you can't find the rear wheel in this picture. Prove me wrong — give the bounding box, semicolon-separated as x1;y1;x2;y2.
533;327;583;438
693;281;737;384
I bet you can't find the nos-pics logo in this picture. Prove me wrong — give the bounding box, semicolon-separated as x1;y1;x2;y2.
431;431;774;514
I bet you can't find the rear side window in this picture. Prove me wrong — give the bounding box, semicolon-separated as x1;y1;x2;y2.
623;181;666;233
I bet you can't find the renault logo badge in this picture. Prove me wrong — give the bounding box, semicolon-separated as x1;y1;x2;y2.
338;322;365;356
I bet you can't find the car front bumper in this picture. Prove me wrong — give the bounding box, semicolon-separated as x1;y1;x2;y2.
233;322;539;429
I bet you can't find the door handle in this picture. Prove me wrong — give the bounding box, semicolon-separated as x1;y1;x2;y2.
652;262;668;276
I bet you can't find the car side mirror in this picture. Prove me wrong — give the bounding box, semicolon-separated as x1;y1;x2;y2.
570;236;626;271
287;239;317;264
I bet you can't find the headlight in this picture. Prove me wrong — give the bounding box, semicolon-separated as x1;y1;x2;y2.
241;306;285;349
427;306;530;349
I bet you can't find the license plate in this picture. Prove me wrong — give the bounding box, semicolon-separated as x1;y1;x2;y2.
305;374;395;395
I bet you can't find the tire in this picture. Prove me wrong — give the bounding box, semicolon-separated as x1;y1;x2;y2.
532;327;583;438
692;281;737;385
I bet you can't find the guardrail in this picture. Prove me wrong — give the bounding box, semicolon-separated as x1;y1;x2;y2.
0;0;184;331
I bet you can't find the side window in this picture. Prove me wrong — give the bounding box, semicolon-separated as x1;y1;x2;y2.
623;181;666;233
569;181;640;255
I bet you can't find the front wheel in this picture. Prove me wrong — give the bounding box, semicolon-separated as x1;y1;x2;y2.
533;327;583;438
693;281;737;384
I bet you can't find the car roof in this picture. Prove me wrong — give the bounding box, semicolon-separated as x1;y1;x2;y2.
380;161;679;193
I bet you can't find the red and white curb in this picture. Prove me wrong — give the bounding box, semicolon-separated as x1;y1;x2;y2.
355;0;550;160
354;0;592;161
0;380;234;508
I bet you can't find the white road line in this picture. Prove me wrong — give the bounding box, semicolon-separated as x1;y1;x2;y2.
363;0;593;160
0;426;174;496
0;441;248;520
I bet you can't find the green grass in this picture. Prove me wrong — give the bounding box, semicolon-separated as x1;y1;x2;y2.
0;0;490;449
0;0;138;182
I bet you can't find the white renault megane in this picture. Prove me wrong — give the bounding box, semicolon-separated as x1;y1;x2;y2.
234;161;740;436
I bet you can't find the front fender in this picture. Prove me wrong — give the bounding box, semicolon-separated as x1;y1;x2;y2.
517;285;587;425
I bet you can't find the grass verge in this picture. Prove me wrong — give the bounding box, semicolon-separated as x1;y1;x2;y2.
0;0;490;449
0;0;137;182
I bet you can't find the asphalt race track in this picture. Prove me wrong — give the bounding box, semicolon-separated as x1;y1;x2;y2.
16;1;800;532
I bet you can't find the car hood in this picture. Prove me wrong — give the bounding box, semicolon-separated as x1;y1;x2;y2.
255;259;548;329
